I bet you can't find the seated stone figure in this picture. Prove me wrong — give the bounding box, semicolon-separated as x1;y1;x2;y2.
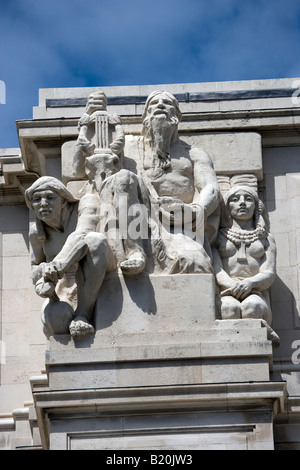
212;185;279;346
72;89;149;275
137;90;221;274
25;176;115;338
82;154;149;276
25;174;148;338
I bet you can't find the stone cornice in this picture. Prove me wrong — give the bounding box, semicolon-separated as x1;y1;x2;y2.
17;106;300;135
0;149;38;205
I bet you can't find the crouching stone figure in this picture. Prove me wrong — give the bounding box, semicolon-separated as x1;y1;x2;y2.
212;186;280;346
25;176;116;338
25;174;147;338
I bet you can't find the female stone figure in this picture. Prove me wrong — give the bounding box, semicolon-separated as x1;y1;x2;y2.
212;186;279;345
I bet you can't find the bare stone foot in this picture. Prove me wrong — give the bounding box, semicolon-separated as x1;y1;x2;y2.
120;253;146;276
69;316;95;337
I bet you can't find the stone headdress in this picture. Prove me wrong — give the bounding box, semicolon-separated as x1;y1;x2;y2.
25;177;78;241
25;176;78;210
221;186;268;245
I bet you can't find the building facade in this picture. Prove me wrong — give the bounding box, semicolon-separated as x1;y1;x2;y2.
0;78;300;450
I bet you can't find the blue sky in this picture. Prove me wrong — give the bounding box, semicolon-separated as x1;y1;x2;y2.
1;0;300;148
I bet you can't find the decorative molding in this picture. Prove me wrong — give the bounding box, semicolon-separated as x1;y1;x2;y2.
0;150;39;204
45;88;299;108
66;424;256;450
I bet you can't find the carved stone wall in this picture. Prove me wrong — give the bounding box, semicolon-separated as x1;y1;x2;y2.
0;78;300;449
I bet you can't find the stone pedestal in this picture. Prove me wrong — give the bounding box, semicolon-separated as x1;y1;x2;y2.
31;274;285;450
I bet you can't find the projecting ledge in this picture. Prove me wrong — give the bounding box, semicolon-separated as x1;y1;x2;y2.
31;381;287;416
45;337;272;366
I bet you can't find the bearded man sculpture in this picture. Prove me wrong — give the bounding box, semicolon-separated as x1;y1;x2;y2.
138;91;220;274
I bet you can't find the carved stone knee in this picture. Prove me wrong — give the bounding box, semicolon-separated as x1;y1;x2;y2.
84;232;108;255
114;169;138;193
241;294;269;320
220;296;241;319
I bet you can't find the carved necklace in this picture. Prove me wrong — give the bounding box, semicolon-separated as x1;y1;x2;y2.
220;226;266;245
220;226;266;261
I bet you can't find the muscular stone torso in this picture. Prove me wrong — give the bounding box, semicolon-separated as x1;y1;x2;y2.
143;141;195;204
40;204;78;262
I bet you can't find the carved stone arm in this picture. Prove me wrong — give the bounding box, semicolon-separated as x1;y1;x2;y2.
212;247;237;291
242;234;277;292
190;148;220;218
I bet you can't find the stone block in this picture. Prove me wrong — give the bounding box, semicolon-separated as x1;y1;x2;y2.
0;206;29;232
61;140;76;184
263;147;300;175
265;173;286;202
2;289;30;323
45;275;272;389
181;132;262;179
268;200;291;235
2;232;29;257
1;356;31;385
2;322;30;357
201;357;270;383
94;273;216;338
2;256;31;290
0;384;31;415
286;173;300;199
29;288;45;311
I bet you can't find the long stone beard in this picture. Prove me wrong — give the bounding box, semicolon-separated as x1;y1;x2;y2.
143;114;178;180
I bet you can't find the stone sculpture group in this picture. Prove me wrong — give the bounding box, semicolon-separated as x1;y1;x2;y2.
25;90;278;345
